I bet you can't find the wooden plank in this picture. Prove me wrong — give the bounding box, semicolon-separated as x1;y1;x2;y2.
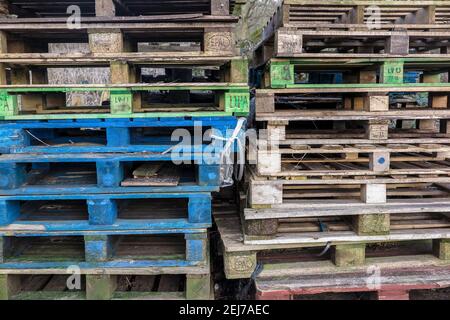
95;0;116;17
132;163;164;178
211;0;229;15
121;165;180;187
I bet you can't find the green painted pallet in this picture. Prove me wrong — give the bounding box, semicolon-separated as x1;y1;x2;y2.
267;58;449;88
0;83;250;120
281;83;450;91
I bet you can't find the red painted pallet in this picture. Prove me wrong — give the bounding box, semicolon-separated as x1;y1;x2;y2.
255;259;450;300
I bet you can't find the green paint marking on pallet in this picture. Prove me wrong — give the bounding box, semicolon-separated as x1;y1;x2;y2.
270;60;294;88
0;92;18;117
381;59;404;84
0;83;250;118
225;91;250;113
110;91;133;115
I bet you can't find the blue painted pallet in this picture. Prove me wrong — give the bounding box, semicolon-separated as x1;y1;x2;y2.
0;116;239;154
0;152;222;193
0;192;212;228
0;231;208;269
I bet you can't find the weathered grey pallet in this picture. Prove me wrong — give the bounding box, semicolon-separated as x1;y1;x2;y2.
267;1;450;30
256;27;450;62
253;124;450;146
255;1;450;63
251;157;450;179
252;96;450;177
256;109;450;121
0;0;232;17
244;211;450;241
254;86;450;116
0;54;244;65
0;55;248;88
214;202;450;279
245;177;450;242
0;15;238;57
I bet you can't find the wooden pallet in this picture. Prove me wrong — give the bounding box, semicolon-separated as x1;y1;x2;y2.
0;53;245;66
0;153;222;193
0;15;238;57
267;1;450;28
248;179;450;201
0;116;238;154
248;152;450;196
254;86;450;147
0;192;212;229
256;108;449;124
0;231;208;269
257;27;450;61
247;168;450;206
261;57;449;88
255;1;450;62
251;156;450;179
244;211;450;241
0;56;248;88
0;0;232;17
251;119;450;176
242;179;450;244
0;83;249;119
255;85;450;115
214;203;450;279
245;179;450;240
254;257;450;300
252;140;450;176
0;268;211;300
252;81;450;175
252;120;450;144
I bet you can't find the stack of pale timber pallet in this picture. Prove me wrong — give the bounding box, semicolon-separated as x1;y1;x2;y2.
215;0;450;300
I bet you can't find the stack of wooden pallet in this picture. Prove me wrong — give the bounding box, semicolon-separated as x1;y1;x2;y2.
216;0;450;300
0;0;249;300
